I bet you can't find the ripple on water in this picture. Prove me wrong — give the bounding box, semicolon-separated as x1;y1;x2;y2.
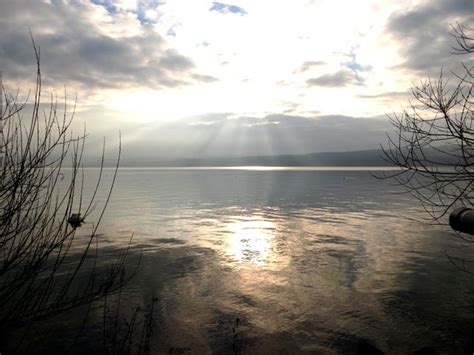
72;169;474;353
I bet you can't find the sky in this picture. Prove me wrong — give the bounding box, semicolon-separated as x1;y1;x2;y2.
0;0;472;159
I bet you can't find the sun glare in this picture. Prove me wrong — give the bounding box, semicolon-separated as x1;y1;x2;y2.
226;218;275;265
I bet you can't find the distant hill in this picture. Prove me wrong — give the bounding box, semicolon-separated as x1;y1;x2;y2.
116;149;394;167
170;149;391;167
87;145;463;167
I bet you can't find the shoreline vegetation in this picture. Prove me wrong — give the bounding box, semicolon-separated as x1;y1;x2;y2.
0;43;155;353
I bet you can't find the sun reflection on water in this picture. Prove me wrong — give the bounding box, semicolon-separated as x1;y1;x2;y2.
226;218;275;265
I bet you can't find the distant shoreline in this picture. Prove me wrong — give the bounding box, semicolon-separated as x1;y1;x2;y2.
81;147;458;168
77;166;403;171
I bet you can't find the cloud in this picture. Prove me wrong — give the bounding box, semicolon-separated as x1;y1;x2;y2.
91;0;117;13
158;49;194;71
306;69;357;87
92;0;163;24
166;25;178;37
209;2;247;16
296;61;325;72
386;0;474;75
191;74;219;83
356;91;410;100
276;79;291;86
3;0;455;130
101;112;394;160
0;0;213;92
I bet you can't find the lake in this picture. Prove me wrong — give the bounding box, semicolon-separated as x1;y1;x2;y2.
70;168;474;354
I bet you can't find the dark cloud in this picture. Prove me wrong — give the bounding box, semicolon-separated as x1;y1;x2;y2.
158;49;194;71
306;69;357;87
387;0;474;75
0;0;213;91
97;113;394;160
209;2;247;16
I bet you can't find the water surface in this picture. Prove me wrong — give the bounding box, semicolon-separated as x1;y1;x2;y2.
74;168;474;354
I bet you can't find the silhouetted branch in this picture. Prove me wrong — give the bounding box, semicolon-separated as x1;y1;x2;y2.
379;25;473;224
0;40;149;353
451;22;474;54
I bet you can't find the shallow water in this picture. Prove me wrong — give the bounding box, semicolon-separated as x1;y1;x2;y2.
72;168;474;354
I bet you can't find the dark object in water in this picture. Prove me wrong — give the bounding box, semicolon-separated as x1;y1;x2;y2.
414;346;437;354
355;340;384;355
68;213;84;229
449;208;474;235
